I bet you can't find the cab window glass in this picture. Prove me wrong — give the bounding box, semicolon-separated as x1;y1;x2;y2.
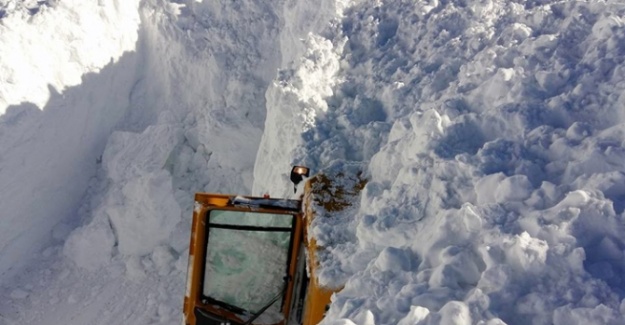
203;210;293;316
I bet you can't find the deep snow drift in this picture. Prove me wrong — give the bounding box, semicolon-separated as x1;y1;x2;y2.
2;0;625;324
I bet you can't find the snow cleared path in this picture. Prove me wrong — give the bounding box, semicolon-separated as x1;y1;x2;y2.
2;0;625;325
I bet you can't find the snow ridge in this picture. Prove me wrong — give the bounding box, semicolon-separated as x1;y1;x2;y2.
256;0;625;324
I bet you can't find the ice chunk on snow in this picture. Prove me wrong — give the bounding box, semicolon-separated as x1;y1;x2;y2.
438;301;471;325
475;174;533;204
494;175;533;203
107;170;181;256
397;306;430;325
504;232;548;273
374;247;412;272
103;125;183;182
63;218;116;271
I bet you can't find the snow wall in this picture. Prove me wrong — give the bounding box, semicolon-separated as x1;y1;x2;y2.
0;0;142;281
2;0;625;325
0;0;339;323
255;1;625;325
1;0;321;280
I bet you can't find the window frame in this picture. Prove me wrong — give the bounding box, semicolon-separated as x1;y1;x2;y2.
199;208;298;316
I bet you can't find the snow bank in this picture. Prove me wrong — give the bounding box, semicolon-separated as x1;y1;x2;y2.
0;0;140;113
1;0;345;321
0;0;141;283
1;0;306;320
64;124;183;269
256;0;625;324
59;0;289;272
253;0;344;196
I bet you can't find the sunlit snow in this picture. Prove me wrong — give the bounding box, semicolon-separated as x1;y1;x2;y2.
2;0;625;324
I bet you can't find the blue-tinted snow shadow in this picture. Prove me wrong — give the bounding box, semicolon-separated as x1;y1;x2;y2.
0;47;141;286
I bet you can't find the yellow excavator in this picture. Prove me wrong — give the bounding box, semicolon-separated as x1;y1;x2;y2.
182;166;365;325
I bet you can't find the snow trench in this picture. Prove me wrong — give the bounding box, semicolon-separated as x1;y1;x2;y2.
2;0;625;325
0;0;340;323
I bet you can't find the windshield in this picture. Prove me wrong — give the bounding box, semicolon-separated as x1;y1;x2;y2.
202;210;294;317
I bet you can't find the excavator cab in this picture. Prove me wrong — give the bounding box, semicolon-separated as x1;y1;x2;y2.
183;166;361;325
183;193;305;325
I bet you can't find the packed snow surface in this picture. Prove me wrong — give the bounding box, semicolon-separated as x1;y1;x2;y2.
2;0;625;324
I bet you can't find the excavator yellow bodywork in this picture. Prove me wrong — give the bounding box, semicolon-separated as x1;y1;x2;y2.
183;167;364;325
